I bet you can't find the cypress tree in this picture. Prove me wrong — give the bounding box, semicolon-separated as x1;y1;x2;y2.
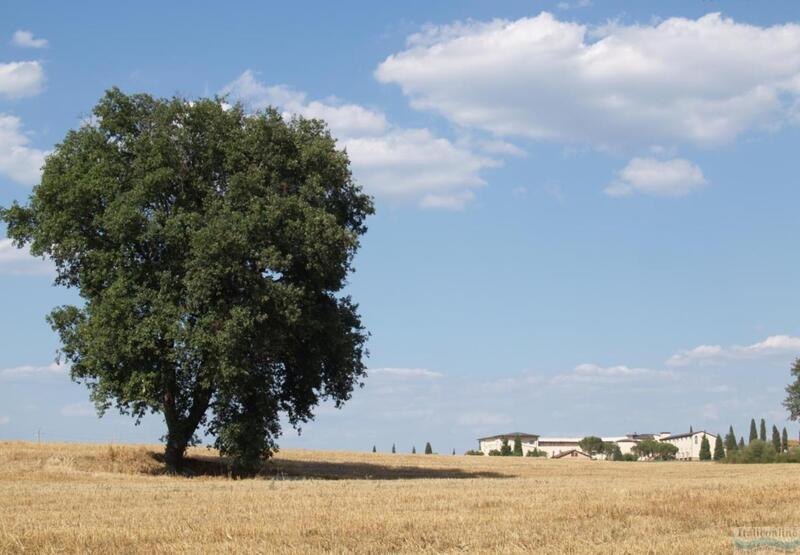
772;425;781;452
513;434;523;456
699;436;711;460
782;428;789;453
749;419;758;443
725;426;737;452
690;425;693;434
500;438;512;456
391;443;396;454
452;448;456;455
713;435;725;460
372;445;376;453
760;419;767;442
424;442;433;455
412;446;416;454
739;437;745;449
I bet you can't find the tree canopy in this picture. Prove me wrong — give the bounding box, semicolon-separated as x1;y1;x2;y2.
785;358;800;425
632;439;678;461
1;89;374;473
578;436;605;456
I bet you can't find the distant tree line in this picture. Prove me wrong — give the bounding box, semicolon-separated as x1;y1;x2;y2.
717;417;796;464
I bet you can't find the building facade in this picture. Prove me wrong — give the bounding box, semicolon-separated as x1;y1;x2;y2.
658;431;717;460
477;430;717;460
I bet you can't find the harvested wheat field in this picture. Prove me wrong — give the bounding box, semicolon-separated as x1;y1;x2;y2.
1;442;799;554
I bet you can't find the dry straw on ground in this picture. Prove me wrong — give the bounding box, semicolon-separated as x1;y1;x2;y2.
1;441;799;553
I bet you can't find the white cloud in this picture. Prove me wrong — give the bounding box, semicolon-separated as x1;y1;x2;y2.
0;361;68;381
551;363;676;385
221;71;495;209
0;239;53;275
0;61;45;99
344;128;495;204
605;157;707;197
0;416;9;425
369;367;443;379
0;113;48;185
376;12;800;149
221;70;388;138
11;31;48;49
667;335;800;367
60;402;95;417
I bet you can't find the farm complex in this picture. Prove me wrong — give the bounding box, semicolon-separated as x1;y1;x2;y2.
478;430;718;460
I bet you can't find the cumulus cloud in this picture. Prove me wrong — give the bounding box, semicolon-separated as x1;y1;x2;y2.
605;157;707;197
0;361;69;381
0;61;45;99
551;363;676;385
376;12;800;149
222;71;495;209
0;239;53;275
0;113;48;186
11;30;48;49
221;70;388;138
369;367;443;379
667;335;800;367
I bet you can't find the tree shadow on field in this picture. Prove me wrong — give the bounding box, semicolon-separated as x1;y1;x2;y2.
148;452;508;480
266;459;509;480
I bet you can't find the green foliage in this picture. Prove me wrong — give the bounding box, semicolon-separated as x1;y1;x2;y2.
464;450;484;456
713;435;725;461
452;449;456;455
760;419;767;442
424;442;433;455
499;438;512;456
725;426;738;452
487;449;501;456
372;445;376;453
578;436;605;456
772;425;781;453
512;435;523;457
631;439;678;461
785;358;800;424
525;448;547;457
749;419;758;443
619;453;639;462
699;436;711;460
782;428;789;453
720;440;800;464
412;446;416;454
739;437;745;450
602;442;623;461
0;89;374;474
391;443;396;454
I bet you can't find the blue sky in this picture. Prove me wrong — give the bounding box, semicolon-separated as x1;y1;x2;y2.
2;1;800;452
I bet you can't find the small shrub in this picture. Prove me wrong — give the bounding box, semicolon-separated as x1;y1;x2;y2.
465;450;484;456
525;448;547;457
488;449;502;456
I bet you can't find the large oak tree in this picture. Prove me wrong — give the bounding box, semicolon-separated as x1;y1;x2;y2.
1;89;373;473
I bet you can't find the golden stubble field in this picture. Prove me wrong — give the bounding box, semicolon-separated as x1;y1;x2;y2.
1;441;799;554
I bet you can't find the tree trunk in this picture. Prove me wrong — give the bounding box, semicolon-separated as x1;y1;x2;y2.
162;386;212;473
164;433;188;472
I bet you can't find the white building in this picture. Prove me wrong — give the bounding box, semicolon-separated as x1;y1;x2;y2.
478;432;641;458
477;429;717;460
477;433;540;455
658;430;717;460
